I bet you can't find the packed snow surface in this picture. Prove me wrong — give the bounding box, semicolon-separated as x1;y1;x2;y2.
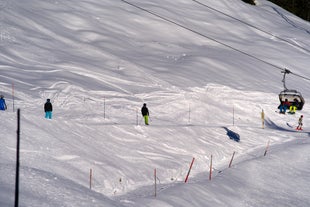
1;0;310;206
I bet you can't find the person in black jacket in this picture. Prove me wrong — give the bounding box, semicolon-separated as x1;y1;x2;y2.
141;103;149;125
44;99;53;119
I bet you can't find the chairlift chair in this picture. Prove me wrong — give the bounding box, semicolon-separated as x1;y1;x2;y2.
278;69;305;110
278;89;304;110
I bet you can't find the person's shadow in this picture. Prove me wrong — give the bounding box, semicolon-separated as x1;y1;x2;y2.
223;127;240;142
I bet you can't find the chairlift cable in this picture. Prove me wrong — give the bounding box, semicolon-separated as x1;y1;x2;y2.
282;68;310;82
121;0;283;68
192;0;310;82
290;72;310;81
121;0;310;83
192;0;310;54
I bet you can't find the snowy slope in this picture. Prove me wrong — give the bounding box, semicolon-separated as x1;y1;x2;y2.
1;0;310;206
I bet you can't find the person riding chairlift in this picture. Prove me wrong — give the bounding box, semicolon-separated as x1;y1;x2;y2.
279;99;290;114
288;98;299;114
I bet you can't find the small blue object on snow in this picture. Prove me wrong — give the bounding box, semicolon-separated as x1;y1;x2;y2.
223;127;240;142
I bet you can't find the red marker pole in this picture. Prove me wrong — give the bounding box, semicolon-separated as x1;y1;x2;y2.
154;168;157;197
185;157;195;183
89;168;93;189
12;83;15;112
209;155;213;181
229;151;236;168
264;140;270;156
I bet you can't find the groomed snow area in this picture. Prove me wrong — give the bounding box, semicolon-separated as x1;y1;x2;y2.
1;0;310;206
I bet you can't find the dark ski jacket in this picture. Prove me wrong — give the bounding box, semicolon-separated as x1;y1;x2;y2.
0;98;7;110
44;101;53;112
141;106;149;116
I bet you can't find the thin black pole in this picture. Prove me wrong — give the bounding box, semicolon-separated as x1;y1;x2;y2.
14;109;20;207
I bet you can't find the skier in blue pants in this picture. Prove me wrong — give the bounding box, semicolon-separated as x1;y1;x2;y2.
44;99;53;119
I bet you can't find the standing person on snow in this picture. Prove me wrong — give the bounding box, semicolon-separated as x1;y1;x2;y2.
296;115;303;130
0;95;7;111
141;103;149;125
44;99;53;119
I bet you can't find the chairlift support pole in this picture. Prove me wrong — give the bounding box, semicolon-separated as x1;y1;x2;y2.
281;69;291;91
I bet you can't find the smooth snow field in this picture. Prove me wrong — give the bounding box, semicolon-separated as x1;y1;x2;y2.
1;0;310;206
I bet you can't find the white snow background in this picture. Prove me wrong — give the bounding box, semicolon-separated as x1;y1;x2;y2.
1;0;310;206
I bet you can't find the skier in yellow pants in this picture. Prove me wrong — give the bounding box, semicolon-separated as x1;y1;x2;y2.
288;105;297;114
141;103;149;125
